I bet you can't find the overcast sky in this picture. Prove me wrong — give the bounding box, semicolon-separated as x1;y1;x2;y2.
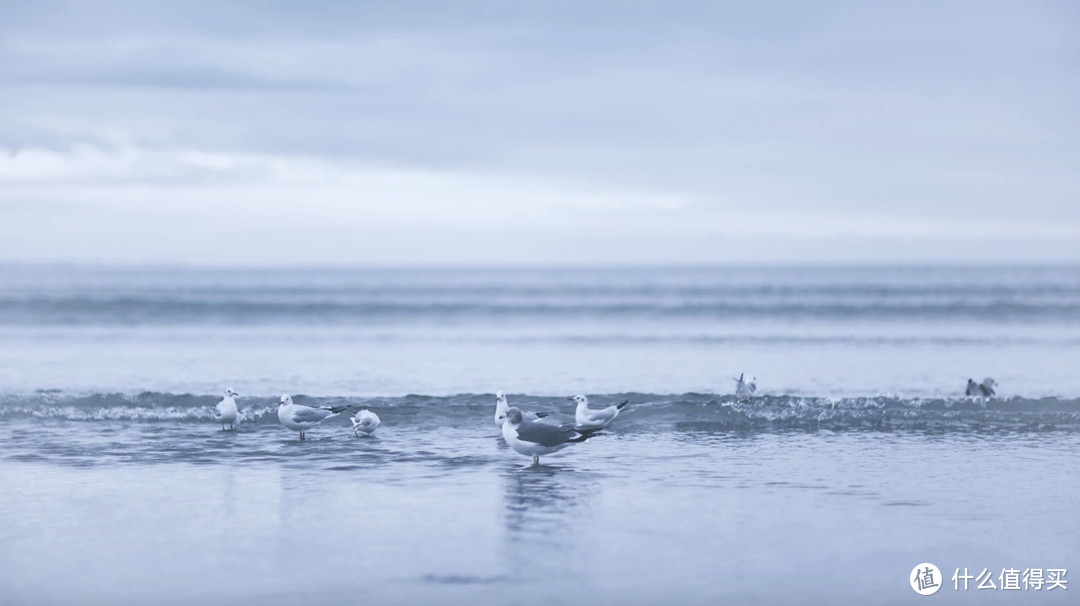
1;1;1077;265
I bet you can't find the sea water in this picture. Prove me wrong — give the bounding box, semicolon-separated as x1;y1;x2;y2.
0;266;1077;604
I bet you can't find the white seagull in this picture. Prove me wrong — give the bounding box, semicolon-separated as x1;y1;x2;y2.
215;387;239;431
494;391;550;428
351;409;380;437
571;394;628;430
277;394;348;440
734;373;757;400
501;407;599;466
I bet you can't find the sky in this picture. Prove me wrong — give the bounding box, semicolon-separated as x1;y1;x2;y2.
0;0;1077;265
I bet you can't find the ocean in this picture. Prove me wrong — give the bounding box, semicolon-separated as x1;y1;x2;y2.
1;265;1077;605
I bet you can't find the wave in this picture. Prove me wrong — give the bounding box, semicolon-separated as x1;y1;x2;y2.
2;298;1079;325
5;266;1079;326
2;392;1077;432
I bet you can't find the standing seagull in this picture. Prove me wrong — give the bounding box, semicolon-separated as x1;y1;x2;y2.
215;387;239;431
495;391;512;428
494;391;550;428
734;373;757;400
501;407;599;466
351;409;380;437
277;394;348;440
570;394;628;430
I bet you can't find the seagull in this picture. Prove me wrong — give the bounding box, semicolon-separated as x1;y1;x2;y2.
277;394;349;440
494;391;550;428
965;378;979;396
501;407;600;466
570;394;628;430
351;409;380;437
965;378;996;397
734;373;757;399
215;387;239;431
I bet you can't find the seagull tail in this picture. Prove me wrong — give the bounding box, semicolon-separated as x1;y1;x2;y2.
534;411;551;418
569;428;604;442
323;405;350;415
616;400;629;410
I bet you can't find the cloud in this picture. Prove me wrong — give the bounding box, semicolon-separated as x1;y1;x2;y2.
3;144;1077;249
5;66;352;92
0;1;1078;264
0;143;693;227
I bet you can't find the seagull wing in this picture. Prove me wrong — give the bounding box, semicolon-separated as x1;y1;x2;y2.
586;406;618;426
290;406;335;424
515;420;586;447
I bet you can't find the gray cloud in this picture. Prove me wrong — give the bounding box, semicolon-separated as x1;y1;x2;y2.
2;66;353;92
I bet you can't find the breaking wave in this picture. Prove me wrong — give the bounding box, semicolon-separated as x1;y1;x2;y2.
2;392;1077;432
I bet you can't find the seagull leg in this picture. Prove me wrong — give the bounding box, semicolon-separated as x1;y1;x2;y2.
300;430;305;441
532;456;540;467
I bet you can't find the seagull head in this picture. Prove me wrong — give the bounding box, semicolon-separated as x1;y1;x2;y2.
279;394;292;406
225;387;238;397
496;391;507;404
568;394;588;406
504;407;523;425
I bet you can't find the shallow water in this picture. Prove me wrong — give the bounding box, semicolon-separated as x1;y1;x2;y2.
1;266;1078;604
1;421;1076;605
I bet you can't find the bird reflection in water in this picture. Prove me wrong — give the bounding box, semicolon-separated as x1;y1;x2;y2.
500;465;601;581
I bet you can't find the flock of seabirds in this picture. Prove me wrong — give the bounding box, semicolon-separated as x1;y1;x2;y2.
211;373;1000;466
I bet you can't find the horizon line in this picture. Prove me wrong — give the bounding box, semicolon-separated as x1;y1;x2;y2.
3;260;1080;271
